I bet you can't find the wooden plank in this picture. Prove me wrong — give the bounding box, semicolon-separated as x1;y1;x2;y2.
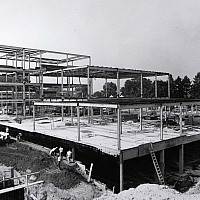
0;181;43;194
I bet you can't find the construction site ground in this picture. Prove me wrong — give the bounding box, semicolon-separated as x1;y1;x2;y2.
0;140;103;200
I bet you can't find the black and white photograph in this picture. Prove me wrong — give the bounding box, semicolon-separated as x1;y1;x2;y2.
1;0;200;199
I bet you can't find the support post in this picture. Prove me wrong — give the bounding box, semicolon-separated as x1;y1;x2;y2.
155;73;158;98
180;104;183;135
119;152;124;192
117;70;120;97
160;105;164;140
191;104;194;113
140;73;143;98
87;66;90;99
77;104;80;141
168;75;171;98
61;105;64;121
179;144;184;174
117;106;121;151
105;78;108;97
33;104;35;131
91;107;93;124
140;108;143;131
71;106;74;125
159;150;165;178
40;51;43;100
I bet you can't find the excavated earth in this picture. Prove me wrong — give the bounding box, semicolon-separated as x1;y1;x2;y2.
0;140;103;200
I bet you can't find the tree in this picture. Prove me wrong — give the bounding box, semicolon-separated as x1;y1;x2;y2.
182;76;191;98
121;77;154;98
172;76;184;98
191;72;200;98
121;78;140;97
157;80;168;97
103;82;117;97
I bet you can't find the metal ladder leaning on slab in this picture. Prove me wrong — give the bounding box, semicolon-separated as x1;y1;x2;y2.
149;142;165;185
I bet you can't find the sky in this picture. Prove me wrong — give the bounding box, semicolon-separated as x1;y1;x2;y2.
0;0;200;81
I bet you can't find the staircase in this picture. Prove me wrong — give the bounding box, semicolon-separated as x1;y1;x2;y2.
149;143;165;185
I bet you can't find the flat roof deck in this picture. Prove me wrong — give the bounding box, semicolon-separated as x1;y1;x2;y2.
1;111;200;160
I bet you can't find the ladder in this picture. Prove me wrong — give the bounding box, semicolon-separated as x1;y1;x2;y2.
149;143;165;185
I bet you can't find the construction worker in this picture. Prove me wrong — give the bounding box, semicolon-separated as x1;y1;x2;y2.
59;146;63;157
17;133;22;142
6;127;9;133
50;147;58;156
66;149;72;163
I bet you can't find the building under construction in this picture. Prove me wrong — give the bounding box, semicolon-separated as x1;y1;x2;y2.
1;44;200;192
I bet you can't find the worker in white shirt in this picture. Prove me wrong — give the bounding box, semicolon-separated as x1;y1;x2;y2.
66;149;72;163
59;146;63;157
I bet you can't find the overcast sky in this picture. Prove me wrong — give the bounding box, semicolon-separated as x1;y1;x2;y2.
0;0;200;80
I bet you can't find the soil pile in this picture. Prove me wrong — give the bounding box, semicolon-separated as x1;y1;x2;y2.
96;183;200;200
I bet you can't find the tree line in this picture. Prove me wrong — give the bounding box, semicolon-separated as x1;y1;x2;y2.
91;72;200;99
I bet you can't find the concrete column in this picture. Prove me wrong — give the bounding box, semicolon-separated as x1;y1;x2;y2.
159;150;165;178
119;153;124;192
77;104;80;141
179;144;184;174
140;108;143;131
180;104;183;135
160;106;164;140
117;106;121;151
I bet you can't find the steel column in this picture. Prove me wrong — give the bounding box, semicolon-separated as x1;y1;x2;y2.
140;73;143;98
160;106;164;140
155;74;158;98
179;144;184;174
119;152;124;192
77;104;80;141
180;104;183;135
117;106;121;151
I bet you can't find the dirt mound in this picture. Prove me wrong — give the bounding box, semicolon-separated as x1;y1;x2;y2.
0;141;103;199
96;183;200;200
